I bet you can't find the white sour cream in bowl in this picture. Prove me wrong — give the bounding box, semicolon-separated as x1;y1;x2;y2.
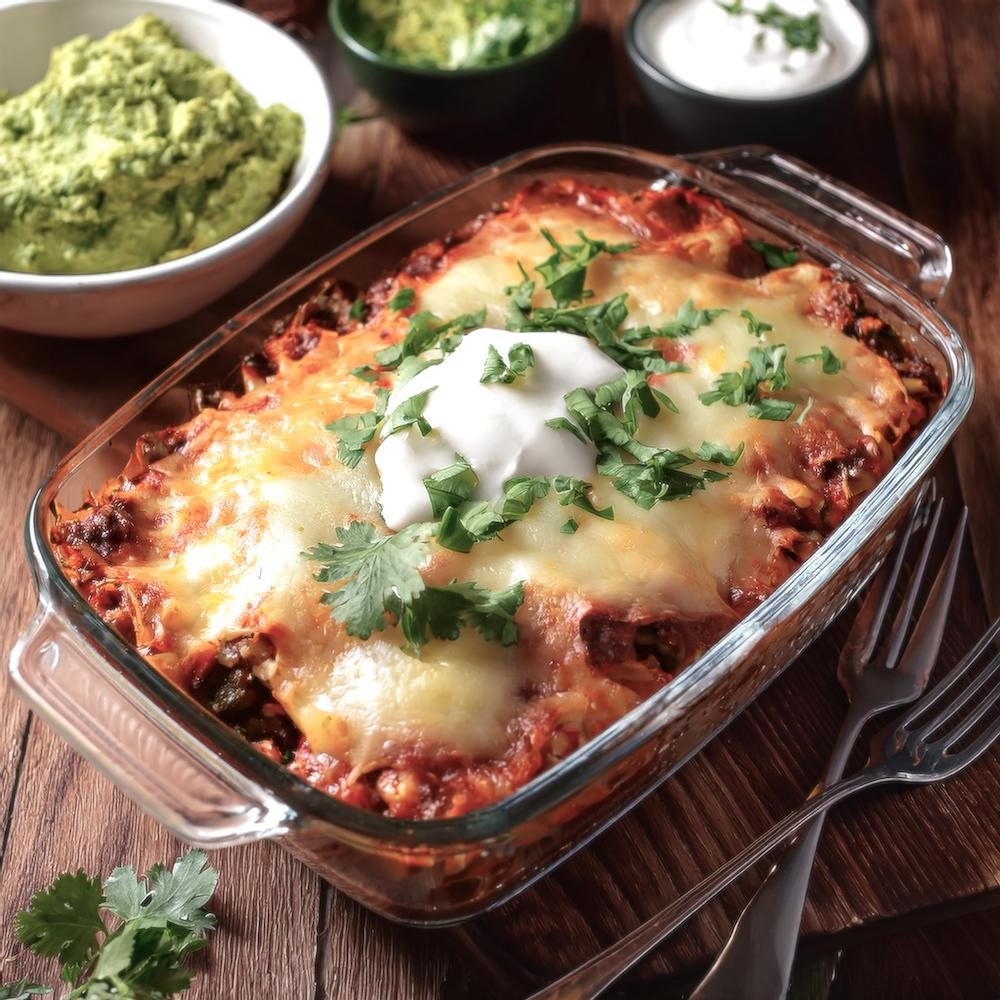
640;0;870;100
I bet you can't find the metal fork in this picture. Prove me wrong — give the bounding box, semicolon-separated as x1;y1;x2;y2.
529;524;1000;1000
688;494;963;1000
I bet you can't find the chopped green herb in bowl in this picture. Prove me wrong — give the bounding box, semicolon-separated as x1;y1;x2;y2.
329;0;580;130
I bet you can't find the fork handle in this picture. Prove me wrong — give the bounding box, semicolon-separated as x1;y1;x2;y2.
526;769;889;1000
688;704;873;1000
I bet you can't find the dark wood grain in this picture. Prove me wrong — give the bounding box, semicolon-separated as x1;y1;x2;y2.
0;2;998;998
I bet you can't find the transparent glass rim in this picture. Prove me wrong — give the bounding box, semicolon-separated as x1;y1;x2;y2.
24;142;975;848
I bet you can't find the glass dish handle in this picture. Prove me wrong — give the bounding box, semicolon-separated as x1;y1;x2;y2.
9;605;295;849
685;145;953;304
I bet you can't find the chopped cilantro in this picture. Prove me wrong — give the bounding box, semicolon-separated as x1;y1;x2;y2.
349;296;366;321
325;388;390;468
381;388;434;438
423;454;477;516
499;475;551;519
740;308;774;338
386;287;415;311
375;309;486;369
552;475;614;520
748;238;799;269
481;341;535;384
561;518;578;534
535;229;635;307
796;345;843;374
700;344;793;419
696;440;745;466
716;1;822;51
655;299;727;338
351;364;380;383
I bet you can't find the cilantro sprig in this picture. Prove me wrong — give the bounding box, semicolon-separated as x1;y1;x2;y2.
5;852;218;1000
699;344;796;421
304;520;524;654
655;299;727;338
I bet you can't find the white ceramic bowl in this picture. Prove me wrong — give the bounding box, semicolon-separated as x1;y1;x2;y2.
0;0;334;337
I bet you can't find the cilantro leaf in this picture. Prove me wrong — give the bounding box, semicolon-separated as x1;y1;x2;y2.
748;238;799;269
423;455;478;517
499;476;551;519
349;297;365;321
381;388;434;438
305;521;431;639
396;580;525;653
480;342;535;384
386;287;415;311
740;308;774;339
594;370;676;434
15;872;104;983
535;229;635;306
0;982;51;999
504;263;536;328
560;518;578;534
700;344;793;420
552;475;614;520
395;354;443;388
757;3;822;52
796;345;843;374
697;441;745;466
325;388;389;468
350;364;380;383
375;309;486;369
436;501;506;553
656;299;727;338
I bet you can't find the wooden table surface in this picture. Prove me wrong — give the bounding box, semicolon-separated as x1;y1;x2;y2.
1;2;999;997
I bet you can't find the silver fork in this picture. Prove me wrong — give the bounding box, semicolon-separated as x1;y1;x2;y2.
688;494;964;1000
529;515;1000;1000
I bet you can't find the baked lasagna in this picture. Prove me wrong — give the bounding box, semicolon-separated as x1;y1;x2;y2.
52;179;939;819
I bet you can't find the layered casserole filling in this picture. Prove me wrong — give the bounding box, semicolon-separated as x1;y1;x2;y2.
52;180;940;819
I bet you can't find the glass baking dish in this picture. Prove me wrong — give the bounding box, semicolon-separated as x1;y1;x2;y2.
9;144;973;926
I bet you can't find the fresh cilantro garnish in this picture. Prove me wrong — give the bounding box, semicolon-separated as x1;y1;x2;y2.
351;364;380;383
796;345;843;374
593;369;677;433
716;2;821;51
9;852;217;1000
0;981;50;999
437;500;506;553
386;287;415;311
696;440;745;466
740;308;774;339
381;388;434;438
561;518;578;534
748;238;799;269
535;229;635;307
306;521;431;639
655;299;727;338
423;454;477;516
349;296;366;321
552;475;614;520
325;388;390;468
552;384;727;509
499;475;551;519
699;344;794;420
481;342;535;384
375;309;486;369
305;521;524;653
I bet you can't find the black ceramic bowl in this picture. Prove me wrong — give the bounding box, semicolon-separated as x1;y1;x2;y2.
625;0;874;151
329;0;581;132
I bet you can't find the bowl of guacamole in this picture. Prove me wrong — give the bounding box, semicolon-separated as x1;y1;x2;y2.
330;0;580;130
0;0;334;337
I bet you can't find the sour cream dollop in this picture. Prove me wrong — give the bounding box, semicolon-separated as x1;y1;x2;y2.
374;329;623;531
641;0;869;100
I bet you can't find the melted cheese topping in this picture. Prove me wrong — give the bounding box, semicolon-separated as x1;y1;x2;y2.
99;193;916;773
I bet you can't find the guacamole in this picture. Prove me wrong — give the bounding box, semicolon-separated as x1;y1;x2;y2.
353;0;573;70
0;15;304;275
